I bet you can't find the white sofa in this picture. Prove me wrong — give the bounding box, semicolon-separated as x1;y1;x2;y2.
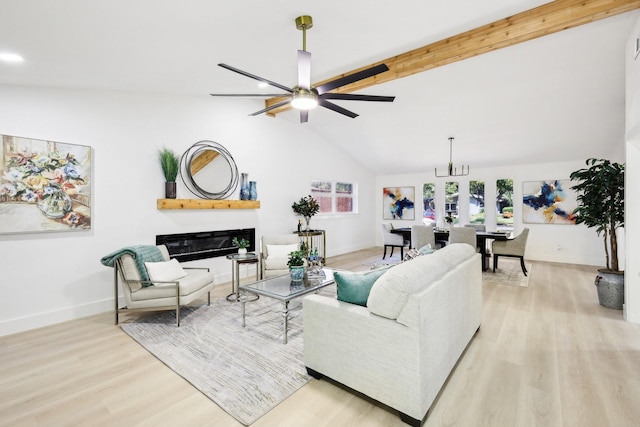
303;243;482;426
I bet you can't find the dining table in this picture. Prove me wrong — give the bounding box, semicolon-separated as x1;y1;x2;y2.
390;227;509;271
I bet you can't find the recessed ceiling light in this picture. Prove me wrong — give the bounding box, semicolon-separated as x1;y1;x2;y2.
257;82;269;88
0;53;24;63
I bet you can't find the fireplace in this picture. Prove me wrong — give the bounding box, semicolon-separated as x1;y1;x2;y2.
156;228;256;262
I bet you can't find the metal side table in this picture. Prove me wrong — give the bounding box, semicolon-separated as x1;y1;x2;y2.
226;253;260;302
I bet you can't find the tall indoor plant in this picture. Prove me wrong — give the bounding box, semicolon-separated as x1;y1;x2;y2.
159;148;180;199
570;158;625;309
291;195;320;231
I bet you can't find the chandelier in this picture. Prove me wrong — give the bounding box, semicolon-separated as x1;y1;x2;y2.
435;137;469;177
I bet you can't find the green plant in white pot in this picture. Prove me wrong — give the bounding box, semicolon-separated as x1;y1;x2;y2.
287;250;305;284
232;237;250;255
159;148;180;199
570;158;625;309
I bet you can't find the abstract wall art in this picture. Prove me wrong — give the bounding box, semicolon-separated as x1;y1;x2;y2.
383;186;415;220
0;134;92;234
522;179;577;224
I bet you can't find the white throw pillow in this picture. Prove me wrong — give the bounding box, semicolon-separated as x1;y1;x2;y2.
144;258;188;284
266;243;299;259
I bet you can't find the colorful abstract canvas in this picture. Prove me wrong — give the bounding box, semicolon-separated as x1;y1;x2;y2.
383;186;415;220
0;134;92;234
522;180;577;224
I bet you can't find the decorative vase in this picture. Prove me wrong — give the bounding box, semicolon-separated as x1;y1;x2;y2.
595;269;624;310
240;173;250;200
165;182;177;199
38;186;72;219
238;248;247;256
289;266;305;283
249;181;257;200
303;216;312;231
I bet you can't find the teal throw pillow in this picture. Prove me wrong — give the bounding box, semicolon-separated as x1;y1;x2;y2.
418;244;436;255
335;266;391;307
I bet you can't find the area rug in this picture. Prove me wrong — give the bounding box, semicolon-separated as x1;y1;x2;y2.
483;258;532;287
120;285;335;426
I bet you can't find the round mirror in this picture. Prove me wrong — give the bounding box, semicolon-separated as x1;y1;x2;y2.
180;141;239;199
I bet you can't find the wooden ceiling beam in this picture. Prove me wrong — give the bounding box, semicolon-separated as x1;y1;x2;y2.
265;0;640;117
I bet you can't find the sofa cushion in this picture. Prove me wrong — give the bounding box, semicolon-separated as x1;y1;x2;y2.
367;243;475;320
334;266;391;307
144;258;187;284
266;243;299;259
263;257;289;271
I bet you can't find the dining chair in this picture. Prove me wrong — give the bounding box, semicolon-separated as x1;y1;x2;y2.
381;223;409;259
465;224;486;232
449;226;477;250
492;228;530;276
411;224;436;250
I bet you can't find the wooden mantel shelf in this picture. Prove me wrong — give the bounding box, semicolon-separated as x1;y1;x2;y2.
157;199;260;210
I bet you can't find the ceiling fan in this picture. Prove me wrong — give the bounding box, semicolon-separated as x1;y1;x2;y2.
210;15;395;123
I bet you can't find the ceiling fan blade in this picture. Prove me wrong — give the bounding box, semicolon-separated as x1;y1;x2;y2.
298;50;311;90
218;63;293;93
300;110;309;123
249;98;292;116
320;93;395;102
318;99;358;119
315;63;390;95
210;94;288;97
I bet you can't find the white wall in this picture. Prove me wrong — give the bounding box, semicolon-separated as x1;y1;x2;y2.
0;85;377;336
625;17;640;323
376;158;625;267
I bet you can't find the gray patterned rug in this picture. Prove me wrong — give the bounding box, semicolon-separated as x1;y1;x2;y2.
121;285;335;425
483;257;532;287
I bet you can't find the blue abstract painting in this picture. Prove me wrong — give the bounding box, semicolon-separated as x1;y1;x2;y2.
383;186;415;220
523;180;577;224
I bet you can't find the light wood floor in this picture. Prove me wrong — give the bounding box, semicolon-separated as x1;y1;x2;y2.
2;248;640;426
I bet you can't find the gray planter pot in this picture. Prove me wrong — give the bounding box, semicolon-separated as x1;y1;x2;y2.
595;269;624;310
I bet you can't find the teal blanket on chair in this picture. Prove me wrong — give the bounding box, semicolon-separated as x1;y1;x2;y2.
100;245;164;284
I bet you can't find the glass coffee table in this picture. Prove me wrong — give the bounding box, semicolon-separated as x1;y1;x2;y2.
239;268;334;344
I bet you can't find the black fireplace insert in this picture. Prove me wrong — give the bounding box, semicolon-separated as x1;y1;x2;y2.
156;228;256;262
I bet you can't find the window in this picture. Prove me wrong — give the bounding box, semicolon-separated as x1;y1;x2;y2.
445;181;459;224
311;180;357;214
422;183;436;225
496;178;514;231
469;180;485;224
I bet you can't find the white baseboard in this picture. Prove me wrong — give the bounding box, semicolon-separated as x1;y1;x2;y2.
0;298;113;337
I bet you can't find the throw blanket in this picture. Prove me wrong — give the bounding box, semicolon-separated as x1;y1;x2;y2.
100;245;164;285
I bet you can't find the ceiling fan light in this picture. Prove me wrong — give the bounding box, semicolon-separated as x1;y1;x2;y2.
291;93;318;110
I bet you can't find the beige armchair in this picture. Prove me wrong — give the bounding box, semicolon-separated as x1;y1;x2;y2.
104;245;215;326
492;228;530;276
410;224;435;250
260;234;301;278
381;223;409;259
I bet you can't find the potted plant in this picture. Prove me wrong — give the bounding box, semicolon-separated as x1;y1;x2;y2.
291;195;320;231
570;158;625;309
232;237;250;256
287;250;305;283
159;148;180;199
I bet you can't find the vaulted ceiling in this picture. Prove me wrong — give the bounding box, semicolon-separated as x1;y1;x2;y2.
1;0;638;174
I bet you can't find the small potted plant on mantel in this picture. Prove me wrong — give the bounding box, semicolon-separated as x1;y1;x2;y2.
570;158;625;310
232;237;250;256
287;250;305;284
292;195;320;231
159;148;180;199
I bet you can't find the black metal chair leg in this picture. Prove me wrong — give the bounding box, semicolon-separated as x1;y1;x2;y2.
520;257;528;276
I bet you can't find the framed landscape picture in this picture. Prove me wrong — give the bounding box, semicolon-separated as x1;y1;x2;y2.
383;186;415;220
0;134;92;234
522;179;577;224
